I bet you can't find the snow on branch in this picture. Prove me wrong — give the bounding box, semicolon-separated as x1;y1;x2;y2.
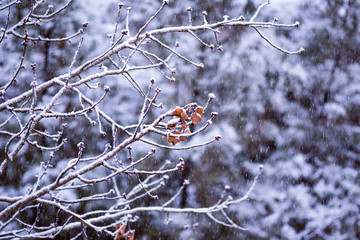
0;0;302;238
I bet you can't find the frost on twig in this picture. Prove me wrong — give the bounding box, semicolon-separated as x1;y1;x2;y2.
0;0;301;238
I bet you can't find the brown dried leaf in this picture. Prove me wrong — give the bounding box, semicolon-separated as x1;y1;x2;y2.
181;111;188;121
195;106;203;115
167;131;181;146
191;112;202;125
115;223;127;240
173;107;183;116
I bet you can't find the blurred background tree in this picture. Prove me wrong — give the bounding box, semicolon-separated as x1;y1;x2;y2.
1;0;359;239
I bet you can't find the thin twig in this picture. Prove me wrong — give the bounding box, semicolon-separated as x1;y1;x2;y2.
252;26;304;54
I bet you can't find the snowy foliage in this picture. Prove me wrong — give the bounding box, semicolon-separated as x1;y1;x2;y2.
1;0;359;239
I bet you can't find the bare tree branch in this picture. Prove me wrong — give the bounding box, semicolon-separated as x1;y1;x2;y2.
0;0;302;238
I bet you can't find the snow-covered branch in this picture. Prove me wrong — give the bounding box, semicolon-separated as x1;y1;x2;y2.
0;0;302;238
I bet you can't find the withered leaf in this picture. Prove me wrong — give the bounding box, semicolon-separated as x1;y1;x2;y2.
195;106;203;115
173;107;184;116
191;112;202;125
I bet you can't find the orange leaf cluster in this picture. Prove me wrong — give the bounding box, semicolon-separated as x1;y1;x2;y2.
190;112;202;125
166;106;203;146
190;106;203;125
115;223;135;240
167;130;181;146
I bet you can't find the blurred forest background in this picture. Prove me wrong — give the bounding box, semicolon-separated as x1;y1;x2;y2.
1;0;360;239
